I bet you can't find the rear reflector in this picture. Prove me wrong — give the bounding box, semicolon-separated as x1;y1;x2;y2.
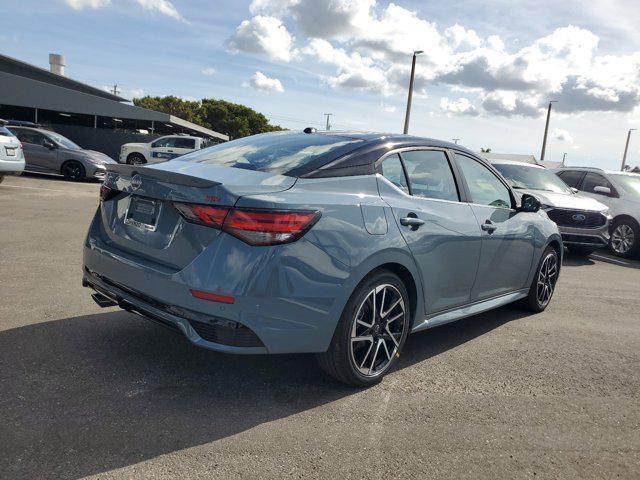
190;289;235;304
174;203;321;246
174;203;230;228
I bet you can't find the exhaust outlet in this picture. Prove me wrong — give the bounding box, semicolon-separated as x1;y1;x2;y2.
91;292;117;308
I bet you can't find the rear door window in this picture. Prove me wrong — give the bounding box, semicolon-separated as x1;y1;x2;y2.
380;154;409;193
401;150;459;201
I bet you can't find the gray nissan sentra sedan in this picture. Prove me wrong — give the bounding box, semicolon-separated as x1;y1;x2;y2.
83;130;562;386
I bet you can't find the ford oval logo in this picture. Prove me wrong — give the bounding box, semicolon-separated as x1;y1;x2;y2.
572;213;586;222
131;174;142;191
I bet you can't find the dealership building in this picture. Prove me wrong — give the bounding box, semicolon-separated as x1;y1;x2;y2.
0;53;227;158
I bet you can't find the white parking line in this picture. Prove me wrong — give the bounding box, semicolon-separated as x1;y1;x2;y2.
0;184;96;193
591;254;630;266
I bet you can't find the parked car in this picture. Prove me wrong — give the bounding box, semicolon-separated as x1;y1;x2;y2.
555;167;640;258
83;131;562;386
0;120;25;184
119;135;211;165
490;160;611;256
7;126;116;181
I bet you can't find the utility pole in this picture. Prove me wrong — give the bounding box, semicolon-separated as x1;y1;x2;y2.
621;128;636;171
110;84;121;96
539;100;557;162
562;152;567;165
324;113;332;131
452;138;460;144
403;50;424;134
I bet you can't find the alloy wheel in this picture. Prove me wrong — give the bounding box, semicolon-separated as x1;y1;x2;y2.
536;252;558;307
63;163;82;181
611;224;635;254
350;284;406;378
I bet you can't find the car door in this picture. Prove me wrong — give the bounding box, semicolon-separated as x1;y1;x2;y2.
578;172;619;210
171;137;197;157
377;150;482;314
148;137;175;163
13;129;58;173
453;153;535;301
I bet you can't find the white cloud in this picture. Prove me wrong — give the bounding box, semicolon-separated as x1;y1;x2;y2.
231;2;640;116
380;102;396;113
201;67;216;76
65;0;183;20
440;97;479;116
244;71;284;92
553;128;574;143
227;16;295;62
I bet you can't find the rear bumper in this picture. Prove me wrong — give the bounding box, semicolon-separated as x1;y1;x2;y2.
559;224;609;248
0;158;25;174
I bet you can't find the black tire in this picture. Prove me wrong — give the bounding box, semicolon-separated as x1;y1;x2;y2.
609;218;639;258
61;161;86;181
126;153;146;165
316;270;411;387
0;175;4;185
568;246;597;257
521;246;559;313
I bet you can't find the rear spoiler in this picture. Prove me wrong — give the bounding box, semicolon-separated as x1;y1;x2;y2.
106;164;221;188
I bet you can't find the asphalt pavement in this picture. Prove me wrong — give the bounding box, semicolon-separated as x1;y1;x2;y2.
1;174;639;479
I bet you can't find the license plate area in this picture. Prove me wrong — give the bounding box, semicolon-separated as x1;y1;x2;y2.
5;147;16;157
124;196;161;232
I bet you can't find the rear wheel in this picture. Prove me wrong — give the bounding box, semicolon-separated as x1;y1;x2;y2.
610;218;639;258
568;246;597;257
316;270;410;387
127;153;146;165
61;161;86;181
522;247;559;312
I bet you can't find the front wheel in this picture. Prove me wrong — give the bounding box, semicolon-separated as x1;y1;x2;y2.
610;219;639;258
521;247;559;313
61;161;86;181
316;270;411;387
126;153;146;165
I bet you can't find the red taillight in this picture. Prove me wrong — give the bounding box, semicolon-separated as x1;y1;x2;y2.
99;185;118;202
173;203;230;228
174;203;320;246
224;209;320;246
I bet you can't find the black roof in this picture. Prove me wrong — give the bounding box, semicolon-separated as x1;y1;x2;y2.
287;131;480;177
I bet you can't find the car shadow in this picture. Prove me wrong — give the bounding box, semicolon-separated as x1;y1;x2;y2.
20;171;102;184
562;250;640;269
0;306;525;479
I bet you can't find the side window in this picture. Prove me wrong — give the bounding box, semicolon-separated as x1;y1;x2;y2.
174;138;196;149
151;137;172;148
557;170;584;189
455;154;512;209
14;130;44;145
401;150;459;201
582;173;614;194
380;154;409;193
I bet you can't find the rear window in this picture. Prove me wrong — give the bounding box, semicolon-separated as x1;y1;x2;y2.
0;126;15;138
175;132;364;174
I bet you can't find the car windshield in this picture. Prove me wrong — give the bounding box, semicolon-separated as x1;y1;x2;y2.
610;173;640;200
175;132;364;174
493;163;572;194
47;132;81;150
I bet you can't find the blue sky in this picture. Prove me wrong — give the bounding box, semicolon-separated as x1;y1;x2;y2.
3;0;640;169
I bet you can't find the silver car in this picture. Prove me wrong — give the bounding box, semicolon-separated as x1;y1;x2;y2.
491;160;611;256
556;167;640;258
0;121;25;184
7;126;116;181
83;131;562;386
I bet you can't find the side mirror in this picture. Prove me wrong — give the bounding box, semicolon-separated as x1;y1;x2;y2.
518;193;541;213
593;186;611;196
570;187;579;194
42;140;56;150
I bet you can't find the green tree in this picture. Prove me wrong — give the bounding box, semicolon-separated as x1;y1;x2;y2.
133;96;283;139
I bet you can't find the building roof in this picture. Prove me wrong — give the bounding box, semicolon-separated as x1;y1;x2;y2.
0;54;228;141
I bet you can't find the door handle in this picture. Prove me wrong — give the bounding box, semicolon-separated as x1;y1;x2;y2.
400;216;426;229
481;220;497;233
167;150;174;153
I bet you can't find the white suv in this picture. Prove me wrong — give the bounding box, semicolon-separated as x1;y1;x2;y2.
119;135;211;165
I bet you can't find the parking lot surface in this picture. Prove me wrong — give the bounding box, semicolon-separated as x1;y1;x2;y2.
1;174;639;479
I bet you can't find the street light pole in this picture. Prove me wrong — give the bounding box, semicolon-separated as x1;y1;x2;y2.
452;138;460;144
403;50;423;134
324;113;332;131
539;100;557;162
562;152;567;165
621;128;636;171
